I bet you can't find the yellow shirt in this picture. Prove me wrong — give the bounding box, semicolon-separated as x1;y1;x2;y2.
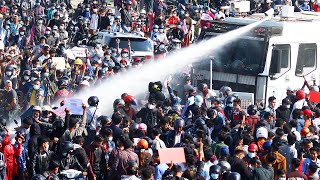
29;90;36;106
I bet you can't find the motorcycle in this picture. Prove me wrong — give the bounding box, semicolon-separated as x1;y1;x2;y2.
154;42;168;59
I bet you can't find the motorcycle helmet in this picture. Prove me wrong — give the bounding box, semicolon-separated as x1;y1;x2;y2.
195;118;206;128
61;141;74;156
227;172;241;180
220;86;232;97
74;58;83;65
5;65;14;77
32;175;46;180
225;96;236;104
248;143;258;152
174;118;185;129
46;174;59;180
209;165;221;180
124;95;136;105
262;141;272;153
88;96;99;107
113;98;125;109
137;139;148;149
194;95;204;106
15;130;27;142
296;90;305;100
130;123;139;132
247;105;258;115
217;161;231;173
57;79;68;89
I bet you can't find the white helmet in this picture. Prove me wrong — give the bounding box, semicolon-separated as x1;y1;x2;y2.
140;9;146;14
194;95;204;107
256;127;268;139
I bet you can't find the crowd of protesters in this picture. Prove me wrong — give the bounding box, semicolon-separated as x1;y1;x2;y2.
0;0;319;179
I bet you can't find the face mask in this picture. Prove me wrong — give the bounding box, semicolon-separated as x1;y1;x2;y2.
121;53;128;58
195;102;202;107
31;77;36;81
112;53;117;57
248;152;256;158
59;26;64;30
177;25;181;29
286;105;290;108
44;73;49;77
159;29;164;33
85;8;90;11
42;117;49;122
19;32;24;35
304;2;308;4
108;137;113;141
154;29;158;33
210;174;219;179
6;71;12;76
227;103;233;108
33;85;40;90
62;152;67;157
93;9;98;13
45;31;50;35
24;76;29;80
136;27;141;31
13;9;17;13
148;104;156;110
38;20;43;24
173;13;177;17
278;178;286;180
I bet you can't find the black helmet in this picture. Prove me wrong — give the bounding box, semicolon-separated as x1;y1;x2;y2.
218;161;231;173
130;123;139;132
247;105;258;115
32;174;46;180
225;96;236;104
61;141;74;156
195;118;206;128
174;118;185;129
23;70;31;76
198;83;208;92
88;96;99;106
113;98;124;109
227;172;241;180
46;174;59;180
209;165;221;177
97;115;111;125
52;120;64;130
57;79;68;89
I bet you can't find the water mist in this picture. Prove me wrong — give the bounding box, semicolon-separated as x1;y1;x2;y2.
76;18;269;115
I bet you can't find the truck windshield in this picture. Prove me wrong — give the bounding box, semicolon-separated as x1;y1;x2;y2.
108;38;153;52
203;35;267;75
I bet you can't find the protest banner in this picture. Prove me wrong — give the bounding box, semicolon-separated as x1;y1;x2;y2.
158;147;186;164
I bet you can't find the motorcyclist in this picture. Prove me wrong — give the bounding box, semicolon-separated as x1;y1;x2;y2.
156;25;168;44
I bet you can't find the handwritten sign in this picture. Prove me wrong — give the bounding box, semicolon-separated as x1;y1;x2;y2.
52;57;66;70
71;47;87;58
52;106;67;118
65;98;84;115
158;147;186;164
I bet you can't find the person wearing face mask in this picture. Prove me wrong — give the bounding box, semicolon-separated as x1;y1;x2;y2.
26;79;44;107
243;143;258;165
183;11;192;47
58;22;68;45
171;23;185;42
2;80;19;122
228;146;251;180
136;99;164;135
1;65;18;90
83;4;91;19
102;127;115;165
11;27;27;49
85;135;107;180
156;25;168;44
44;27;55;46
167;11;179;27
89;6;99;34
30;18;46;45
275;98;291;122
48;12;61;28
29;136;54;178
111;16;124;32
33;1;44;17
120;0;133;33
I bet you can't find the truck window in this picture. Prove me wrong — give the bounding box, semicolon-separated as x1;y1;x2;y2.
295;43;317;76
269;44;291;79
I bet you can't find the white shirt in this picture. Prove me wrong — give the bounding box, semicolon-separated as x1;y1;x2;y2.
90;14;99;30
174;133;182;146
121;175;141;180
313;118;320;131
152;137;166;150
291;128;301;141
86;106;102;131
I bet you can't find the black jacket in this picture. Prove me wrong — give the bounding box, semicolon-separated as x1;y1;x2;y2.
30;150;54;177
165;130;186;148
59;155;85;172
250;167;273;180
229;156;251;180
276;106;291;121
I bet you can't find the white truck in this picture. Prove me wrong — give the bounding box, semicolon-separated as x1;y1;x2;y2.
193;11;320;108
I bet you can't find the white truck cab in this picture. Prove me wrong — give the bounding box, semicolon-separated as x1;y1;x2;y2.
193;12;320;108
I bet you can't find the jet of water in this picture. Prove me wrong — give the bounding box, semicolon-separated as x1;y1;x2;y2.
76;18;268;115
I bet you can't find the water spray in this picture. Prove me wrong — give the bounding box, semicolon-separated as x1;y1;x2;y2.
76;18;269;115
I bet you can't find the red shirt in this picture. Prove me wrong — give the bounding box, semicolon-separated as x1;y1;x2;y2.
312;3;320;12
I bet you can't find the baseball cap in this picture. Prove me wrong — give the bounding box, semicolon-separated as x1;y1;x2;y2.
302;109;313;117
